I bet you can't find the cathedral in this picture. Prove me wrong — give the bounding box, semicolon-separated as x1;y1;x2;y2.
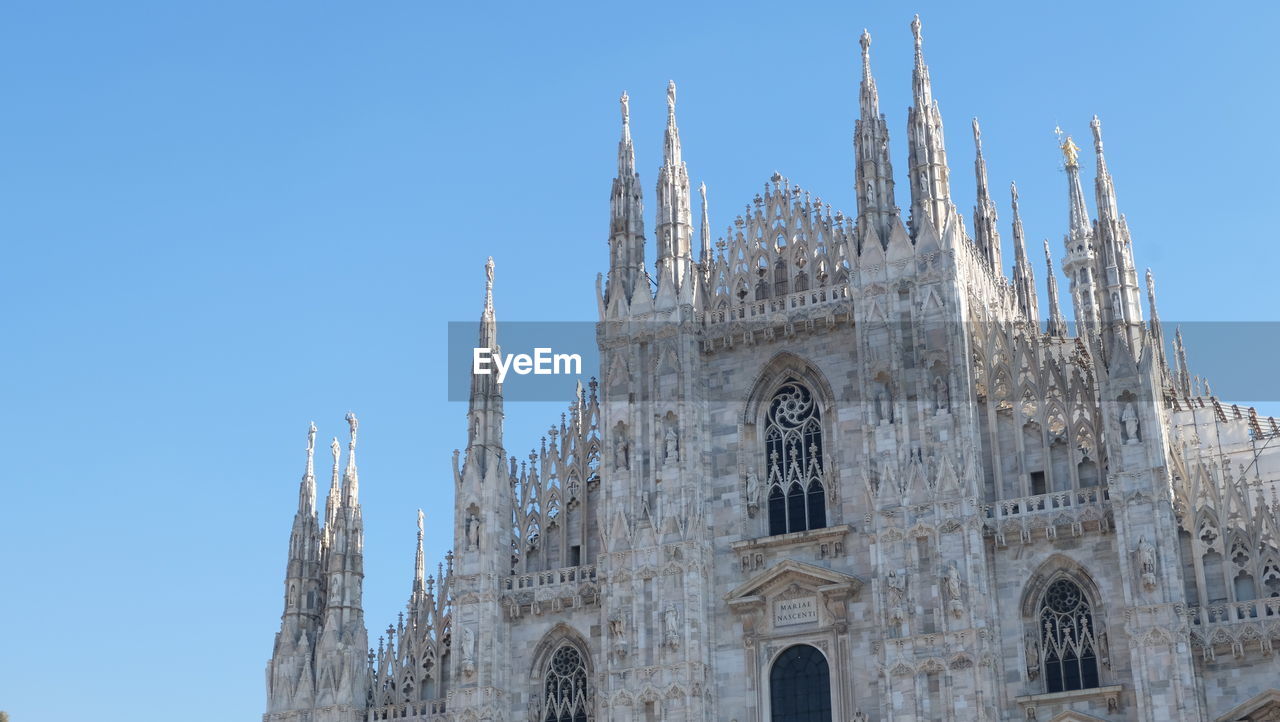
263;16;1280;722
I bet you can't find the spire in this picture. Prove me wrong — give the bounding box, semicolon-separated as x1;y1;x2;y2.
1009;182;1037;324
656;80;694;294
1058;129;1100;338
1174;327;1192;396
342;412;359;507
854;28;899;245
1089;115;1145;354
325;436;341;532
699;181;711;265
1146;268;1168;376
299;421;317;514
971;118;1001;272
412;509;426;598
465;258;505;477
606;92;646;308
1044;239;1069;337
906;14;955;239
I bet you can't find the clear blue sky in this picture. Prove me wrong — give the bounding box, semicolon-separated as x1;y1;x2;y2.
2;2;1277;720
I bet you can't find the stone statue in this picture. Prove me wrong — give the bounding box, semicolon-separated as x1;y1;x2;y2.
1138;535;1157;590
1122;403;1140;444
745;466;760;510
620;91;629;126
613;434;629;471
662;604;680;648
886;570;907;620
943;561;965;618
666;80;676;112
933;375;949;412
664;427;679;464
1025;634;1040;679
466;512;481;551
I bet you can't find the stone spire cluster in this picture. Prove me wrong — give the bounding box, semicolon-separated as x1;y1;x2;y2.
266;414;368;717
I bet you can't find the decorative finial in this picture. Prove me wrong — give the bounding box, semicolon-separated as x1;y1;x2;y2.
699;182;707;202
667;80;676;117
620;91;629;127
911;14;923;57
972;117;982;148
346;412;359;449
1090;114;1104;152
418;509;425;537
1010;181;1019;205
859;29;871;71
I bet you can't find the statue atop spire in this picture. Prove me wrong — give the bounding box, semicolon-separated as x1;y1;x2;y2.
620;91;630;129
971;117;1001;272
854;26;897;245
667;80;676;118
656;79;693;297
305;421;317;479
484;256;495;316
1059;133;1081;169
911;13;923;60
607;90;645;311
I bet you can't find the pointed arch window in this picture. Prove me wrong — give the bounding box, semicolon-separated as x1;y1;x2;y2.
765;381;826;536
543;645;590;722
769;644;832;722
1037;578;1100;693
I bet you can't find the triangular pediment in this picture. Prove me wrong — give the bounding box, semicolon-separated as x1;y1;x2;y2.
725;558;862;602
1215;688;1280;722
1047;711;1107;722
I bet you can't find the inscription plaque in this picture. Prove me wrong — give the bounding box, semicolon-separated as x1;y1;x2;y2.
773;596;818;627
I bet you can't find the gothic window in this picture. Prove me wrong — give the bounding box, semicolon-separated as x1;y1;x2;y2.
765;381;827;536
543;645;590;722
1037;579;1100;693
769;644;832;722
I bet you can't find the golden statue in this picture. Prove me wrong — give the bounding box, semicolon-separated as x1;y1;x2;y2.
1060;135;1080;167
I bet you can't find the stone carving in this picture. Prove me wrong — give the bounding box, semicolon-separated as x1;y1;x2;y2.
613;433;630;471
1137;535;1157;591
886;569;907;622
466;512;481;551
609;613;628;660
662;604;681;649
933;375;949;413
1025;633;1040;679
874;384;893;424
942;561;965;618
745;466;760;516
1121;402;1140;444
460;626;476;678
664;426;679;464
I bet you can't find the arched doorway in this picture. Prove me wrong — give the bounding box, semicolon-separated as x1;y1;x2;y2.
769;644;832;722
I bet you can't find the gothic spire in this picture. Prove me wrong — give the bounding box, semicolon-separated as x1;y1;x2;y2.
465;257;505;477
699;181;711;265
412;509;426;601
854;28;898;246
299;421;317;515
1146;268;1168;376
656;80;694;295
971;118;1001;272
1059;131;1100;338
324;436;341;533
342;412;359;507
1009;182;1037;324
1174;327;1192;396
906;14;955;239
1044;239;1069;337
1089;115;1145;354
606;92;645;308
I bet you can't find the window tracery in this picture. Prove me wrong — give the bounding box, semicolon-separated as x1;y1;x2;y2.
1036;578;1100;693
542;645;590;722
765;381;827;536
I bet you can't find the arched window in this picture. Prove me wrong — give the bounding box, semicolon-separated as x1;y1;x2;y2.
765;381;827;535
1037;578;1100;693
769;645;832;722
542;645;589;722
